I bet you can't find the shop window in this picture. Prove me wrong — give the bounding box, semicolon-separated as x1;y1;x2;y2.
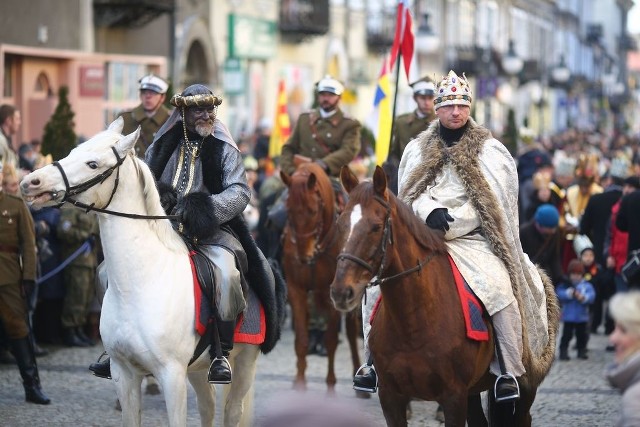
34;72;53;97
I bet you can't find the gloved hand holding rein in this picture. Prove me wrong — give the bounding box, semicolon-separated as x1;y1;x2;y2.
172;192;219;241
425;208;454;232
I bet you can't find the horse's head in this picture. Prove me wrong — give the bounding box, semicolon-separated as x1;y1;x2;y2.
21;117;140;209
280;163;335;264
330;166;391;311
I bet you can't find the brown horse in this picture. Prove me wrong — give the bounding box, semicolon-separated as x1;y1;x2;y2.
330;166;559;426
280;162;363;395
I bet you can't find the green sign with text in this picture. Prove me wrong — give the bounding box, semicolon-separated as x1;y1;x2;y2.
228;14;277;60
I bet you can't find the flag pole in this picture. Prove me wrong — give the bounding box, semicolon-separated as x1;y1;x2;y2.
387;50;403;160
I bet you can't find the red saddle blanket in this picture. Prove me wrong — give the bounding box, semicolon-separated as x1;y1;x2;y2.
189;255;266;345
369;254;489;341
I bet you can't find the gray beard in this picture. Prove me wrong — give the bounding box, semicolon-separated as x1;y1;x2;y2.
195;123;213;137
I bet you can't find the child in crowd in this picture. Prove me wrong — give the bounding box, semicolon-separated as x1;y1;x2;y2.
574;234;610;336
557;259;596;360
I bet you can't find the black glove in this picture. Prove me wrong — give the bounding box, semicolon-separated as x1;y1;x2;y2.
157;182;178;214
173;192;219;241
425;208;454;232
21;280;35;299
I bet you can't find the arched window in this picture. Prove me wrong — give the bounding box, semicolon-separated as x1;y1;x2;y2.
34;72;53;97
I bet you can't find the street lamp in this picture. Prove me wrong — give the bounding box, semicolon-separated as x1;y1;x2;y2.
502;39;523;76
552;55;571;84
415;13;439;54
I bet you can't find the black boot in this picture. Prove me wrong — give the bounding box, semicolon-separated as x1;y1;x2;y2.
208;320;234;384
353;364;378;393
559;348;570;361
307;329;319;355
62;327;90;348
89;352;111;379
577;349;589;360
10;337;51;404
315;330;327;357
75;327;95;347
494;373;520;403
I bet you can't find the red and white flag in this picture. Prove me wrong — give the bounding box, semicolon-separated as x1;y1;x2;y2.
388;0;414;79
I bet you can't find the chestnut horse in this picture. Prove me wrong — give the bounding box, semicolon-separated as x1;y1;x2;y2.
280;163;363;394
330;166;559;426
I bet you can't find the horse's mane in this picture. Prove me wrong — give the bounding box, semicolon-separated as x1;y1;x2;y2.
289;162;335;218
350;182;446;254
128;152;186;253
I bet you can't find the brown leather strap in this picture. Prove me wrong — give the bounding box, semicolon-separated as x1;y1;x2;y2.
0;244;19;253
308;113;332;155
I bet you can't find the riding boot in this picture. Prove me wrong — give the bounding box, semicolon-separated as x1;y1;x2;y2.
89;352;111;379
315;330;327;357
353;355;377;393
307;329;319;355
62;327;90;348
208;320;234;384
75;327;95;347
9;337;51;404
494;373;520;403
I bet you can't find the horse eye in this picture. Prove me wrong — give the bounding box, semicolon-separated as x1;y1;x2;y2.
87;161;98;169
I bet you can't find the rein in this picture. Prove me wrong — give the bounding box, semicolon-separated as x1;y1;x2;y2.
287;183;339;265
337;194;437;287
53;146;180;220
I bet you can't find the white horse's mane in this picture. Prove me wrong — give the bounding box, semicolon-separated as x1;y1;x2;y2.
128;153;186;253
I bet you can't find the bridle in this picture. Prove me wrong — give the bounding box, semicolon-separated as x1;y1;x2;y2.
52;146;179;220
286;185;338;265
336;194;437;288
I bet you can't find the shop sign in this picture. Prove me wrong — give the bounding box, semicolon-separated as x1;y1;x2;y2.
79;65;105;97
228;14;276;60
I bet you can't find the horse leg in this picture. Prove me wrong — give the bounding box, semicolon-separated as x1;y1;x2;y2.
378;387;411;427
111;362;143;427
440;394;470;427
187;369;215;427
222;343;260;427
513;384;535;427
345;309;362;374
156;363;189;427
466;393;488;427
289;287;309;390
324;311;341;394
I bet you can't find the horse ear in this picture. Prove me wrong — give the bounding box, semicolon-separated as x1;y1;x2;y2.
107;116;125;134
340;165;359;193
116;126;140;155
372;166;388;197
307;172;317;190
280;170;292;188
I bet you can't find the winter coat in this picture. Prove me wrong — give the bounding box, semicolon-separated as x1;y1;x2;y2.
606;352;640;427
556;279;595;323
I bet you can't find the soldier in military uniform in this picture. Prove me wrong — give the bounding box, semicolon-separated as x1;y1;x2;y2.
118;74;171;157
0;160;50;404
280;75;361;355
56;204;99;347
384;76;437;194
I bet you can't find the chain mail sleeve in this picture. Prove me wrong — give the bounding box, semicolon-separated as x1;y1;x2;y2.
214;142;251;225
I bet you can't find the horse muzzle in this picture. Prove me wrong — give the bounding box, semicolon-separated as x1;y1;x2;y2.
330;282;359;312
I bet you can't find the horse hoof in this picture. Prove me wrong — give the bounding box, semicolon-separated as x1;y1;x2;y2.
145;383;161;395
355;390;371;399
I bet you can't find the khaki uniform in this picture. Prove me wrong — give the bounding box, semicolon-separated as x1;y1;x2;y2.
388;110;436;163
281;108;361;177
119;104;171;157
56;205;99;329
0;192;36;338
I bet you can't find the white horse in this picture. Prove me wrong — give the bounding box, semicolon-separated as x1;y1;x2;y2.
21;118;260;427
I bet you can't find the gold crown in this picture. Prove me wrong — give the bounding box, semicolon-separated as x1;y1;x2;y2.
434;70;473;110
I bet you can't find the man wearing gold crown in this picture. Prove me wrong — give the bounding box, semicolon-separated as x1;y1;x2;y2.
354;71;556;402
89;84;282;385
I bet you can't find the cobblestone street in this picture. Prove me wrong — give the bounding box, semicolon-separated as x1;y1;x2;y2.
0;319;621;426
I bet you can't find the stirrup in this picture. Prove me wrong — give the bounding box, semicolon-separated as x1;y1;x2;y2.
494;373;520;403
208;356;232;384
353;363;378;393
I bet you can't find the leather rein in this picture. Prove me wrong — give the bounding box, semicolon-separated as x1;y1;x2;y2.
336;195;436;288
52;146;179;220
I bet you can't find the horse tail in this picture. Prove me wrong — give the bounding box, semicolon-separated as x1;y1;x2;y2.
527;266;560;385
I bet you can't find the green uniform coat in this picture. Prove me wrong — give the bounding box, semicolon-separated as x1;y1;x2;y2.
281;108;361;177
388;110;437;163
118;104;171;157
